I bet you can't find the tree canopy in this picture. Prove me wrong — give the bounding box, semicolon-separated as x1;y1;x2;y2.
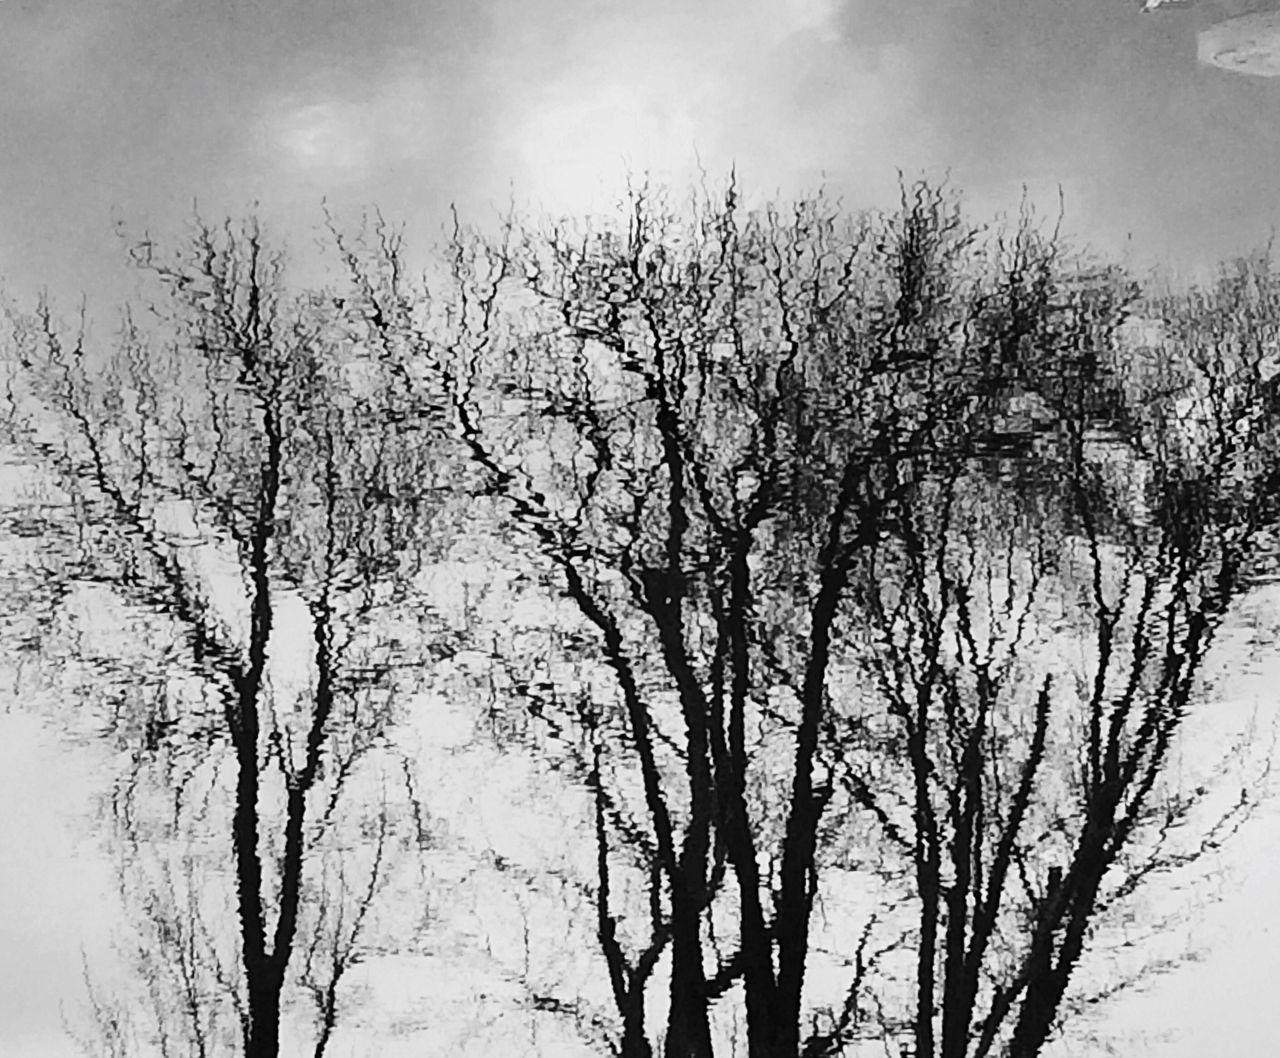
2;178;1277;1058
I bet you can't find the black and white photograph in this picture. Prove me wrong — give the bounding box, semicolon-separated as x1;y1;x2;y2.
3;1;1280;1056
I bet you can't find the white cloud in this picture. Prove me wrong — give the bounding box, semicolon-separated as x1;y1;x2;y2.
486;0;931;219
254;67;439;183
504;81;705;216
775;0;845;42
273;101;374;176
491;0;871;216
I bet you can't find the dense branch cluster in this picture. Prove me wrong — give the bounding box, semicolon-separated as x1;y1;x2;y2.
2;180;1277;1058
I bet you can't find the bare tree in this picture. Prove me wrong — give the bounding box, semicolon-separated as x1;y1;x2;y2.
335;176;1278;1058
3;218;449;1058
16;181;1271;1058
826;229;1280;1058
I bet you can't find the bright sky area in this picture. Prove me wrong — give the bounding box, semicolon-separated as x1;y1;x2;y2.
5;0;1280;1055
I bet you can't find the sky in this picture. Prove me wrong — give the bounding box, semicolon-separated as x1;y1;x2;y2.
6;0;1280;1055
5;0;1280;307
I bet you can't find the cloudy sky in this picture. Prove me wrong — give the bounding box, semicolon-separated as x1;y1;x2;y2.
4;0;1280;305
6;0;1280;1054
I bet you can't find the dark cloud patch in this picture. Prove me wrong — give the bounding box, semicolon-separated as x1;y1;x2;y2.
822;0;1280;271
